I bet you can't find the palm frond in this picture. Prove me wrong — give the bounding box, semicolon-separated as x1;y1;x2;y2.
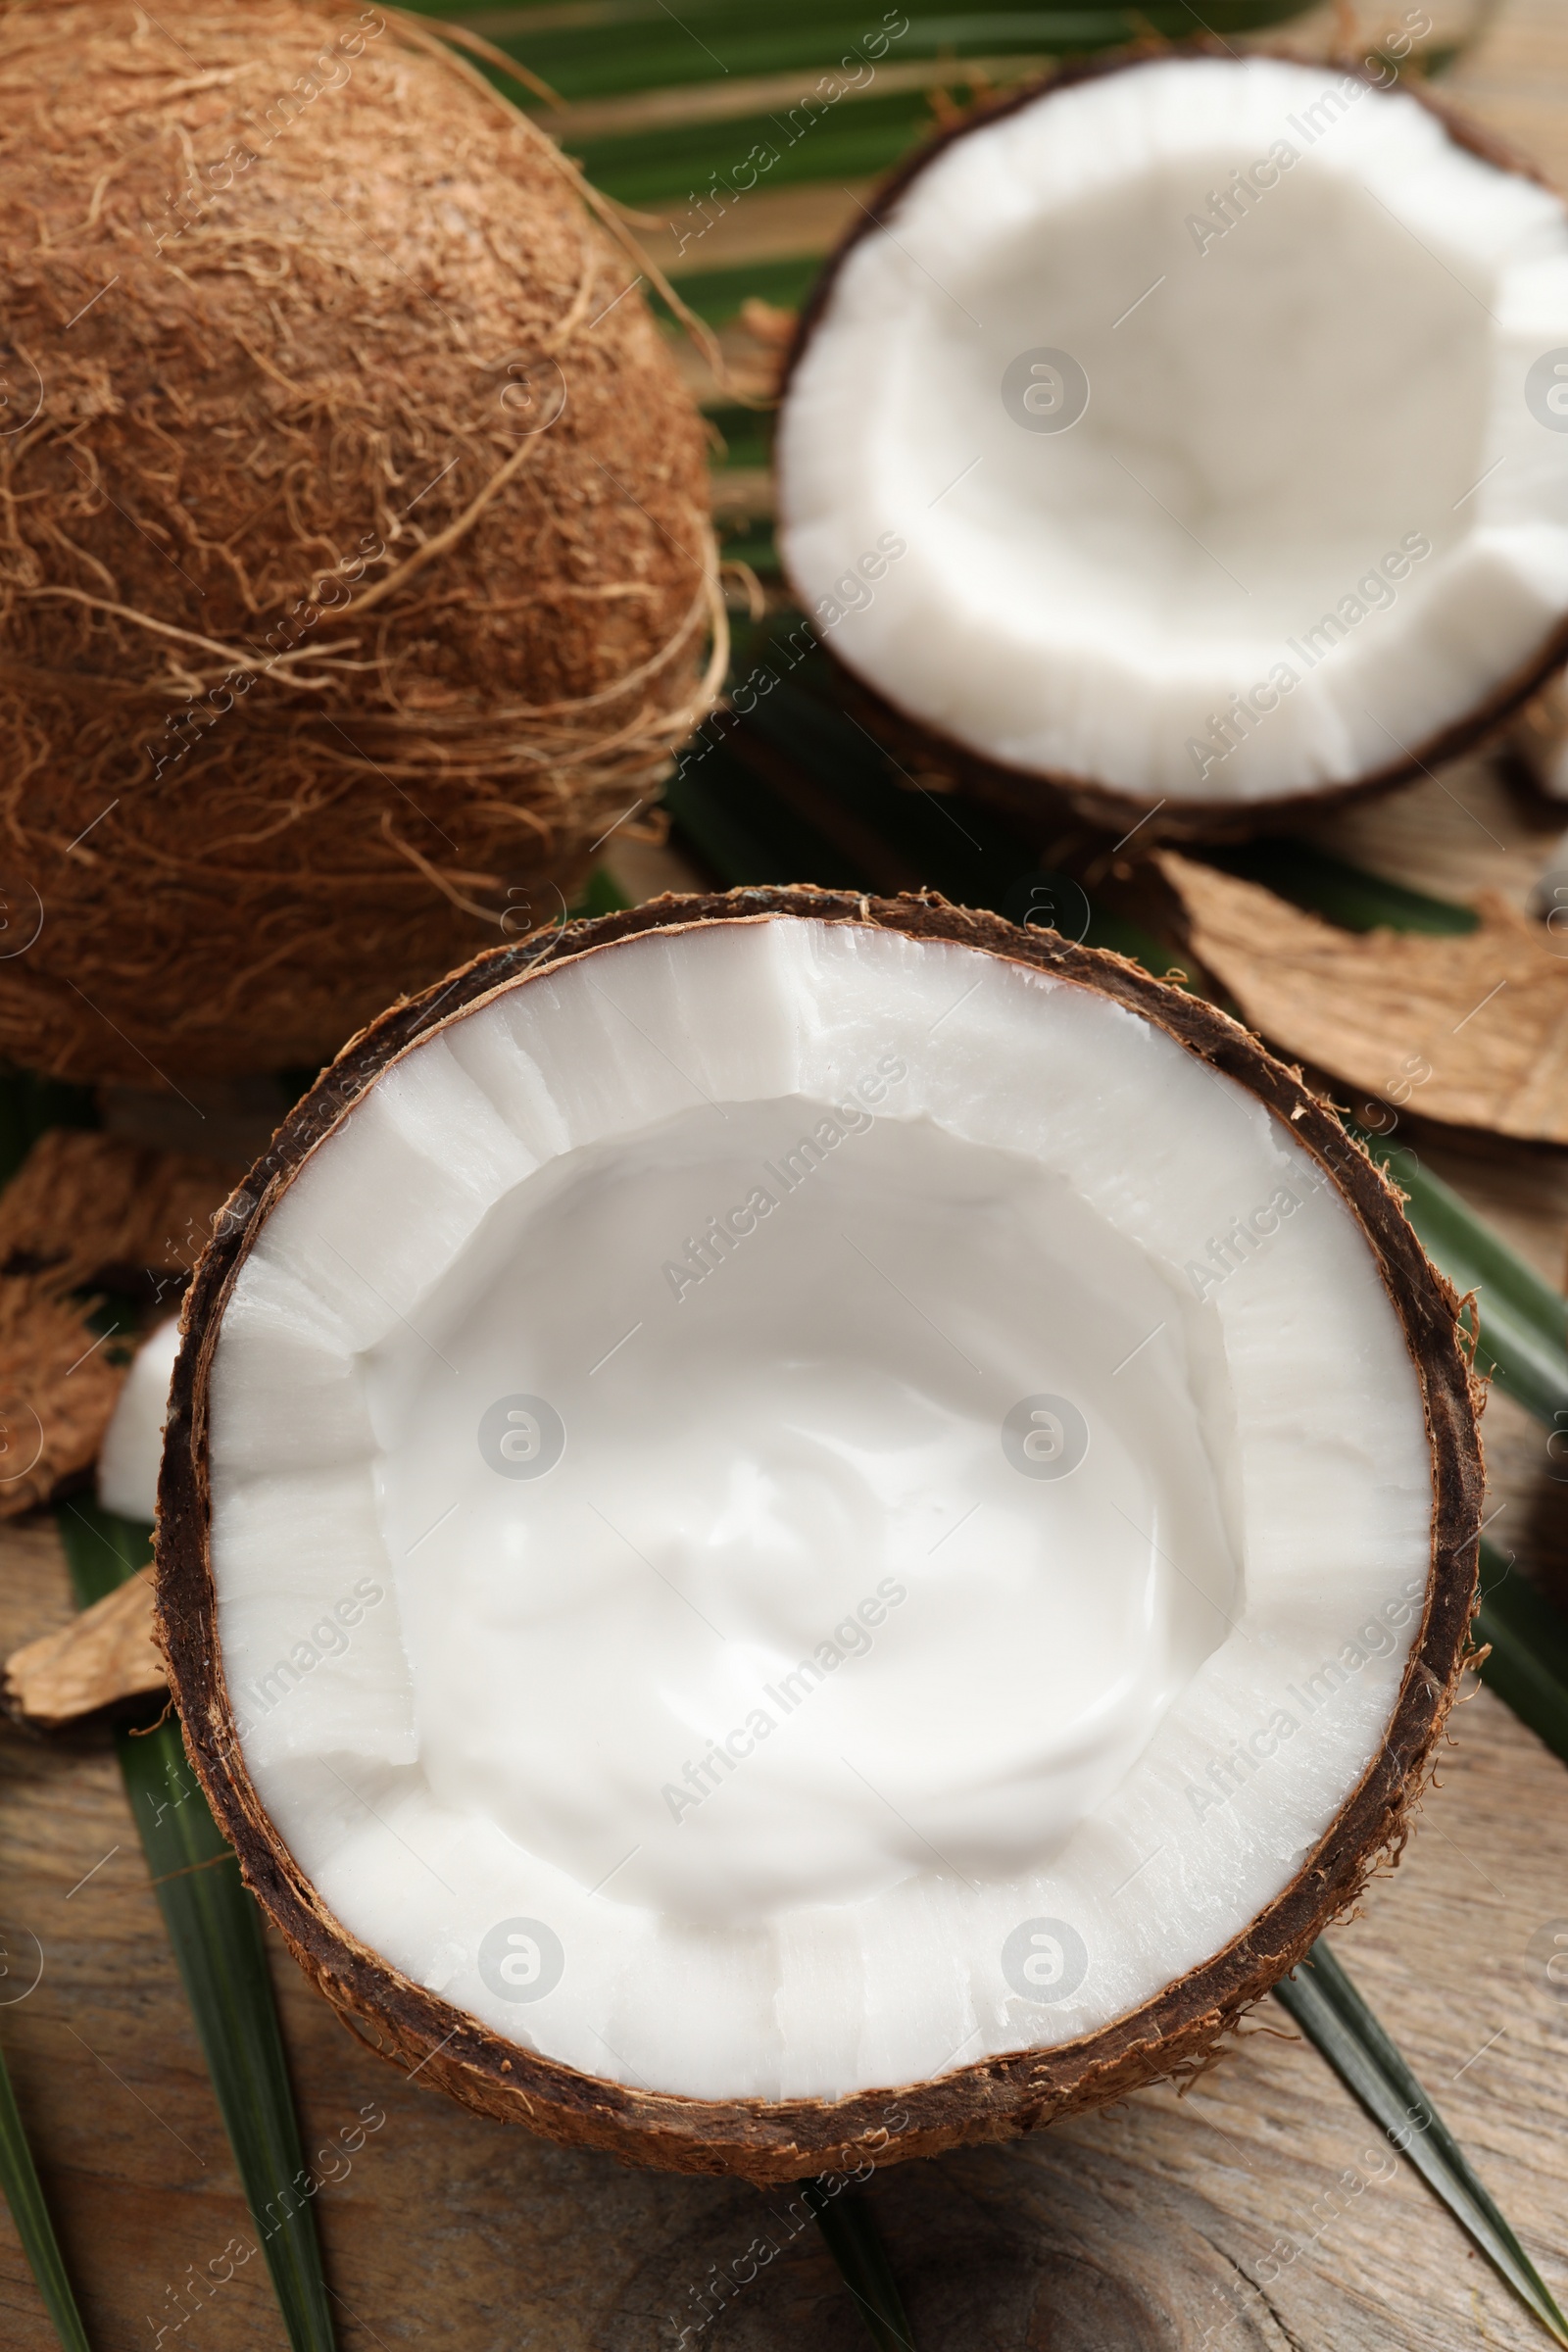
1275;1943;1568;2348
804;2179;917;2351
416;0;1317;107
1476;1537;1568;1764
0;2035;92;2352
55;1502;335;2352
1360;1139;1568;1428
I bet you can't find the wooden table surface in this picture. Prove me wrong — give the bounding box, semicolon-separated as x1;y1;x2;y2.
6;6;1568;2348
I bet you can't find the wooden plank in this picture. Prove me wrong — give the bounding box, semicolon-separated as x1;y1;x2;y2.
5;7;1568;2346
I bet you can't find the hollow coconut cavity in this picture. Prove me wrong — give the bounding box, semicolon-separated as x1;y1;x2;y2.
776;50;1568;837
158;889;1480;2181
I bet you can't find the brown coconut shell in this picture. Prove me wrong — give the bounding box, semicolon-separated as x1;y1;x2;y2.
156;886;1483;2183
777;47;1568;847
0;0;718;1084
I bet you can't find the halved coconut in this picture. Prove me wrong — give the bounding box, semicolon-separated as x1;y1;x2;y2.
776;50;1568;838
157;889;1480;2182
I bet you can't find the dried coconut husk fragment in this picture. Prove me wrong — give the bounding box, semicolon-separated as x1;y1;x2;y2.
156;886;1482;2185
5;1569;163;1729
0;0;719;1083
0;1282;126;1518
1160;853;1568;1144
0;1129;241;1298
0;1129;239;1516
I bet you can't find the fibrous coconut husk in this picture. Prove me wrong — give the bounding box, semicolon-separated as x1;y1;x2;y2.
0;0;719;1084
4;1566;163;1727
0;1126;240;1296
157;886;1482;2185
0;1126;237;1513
0;1282;127;1518
1160;852;1568;1143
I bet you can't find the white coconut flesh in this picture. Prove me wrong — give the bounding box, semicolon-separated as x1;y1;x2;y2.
99;1314;181;1522
776;54;1568;807
207;917;1432;2102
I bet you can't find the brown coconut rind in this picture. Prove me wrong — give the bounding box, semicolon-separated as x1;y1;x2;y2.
0;0;717;1083
811;616;1568;850
157;886;1483;2185
777;47;1568;847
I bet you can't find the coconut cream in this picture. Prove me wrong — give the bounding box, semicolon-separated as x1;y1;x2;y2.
366;1097;1238;1922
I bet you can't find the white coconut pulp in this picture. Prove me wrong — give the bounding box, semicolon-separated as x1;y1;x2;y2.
207;918;1432;2101
776;54;1568;806
100;1314;180;1522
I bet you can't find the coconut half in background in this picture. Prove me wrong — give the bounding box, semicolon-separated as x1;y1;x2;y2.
776;50;1568;839
99;1317;181;1523
158;890;1479;2180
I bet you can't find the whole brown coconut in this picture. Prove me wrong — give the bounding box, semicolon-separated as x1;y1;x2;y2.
157;886;1482;2186
0;0;718;1083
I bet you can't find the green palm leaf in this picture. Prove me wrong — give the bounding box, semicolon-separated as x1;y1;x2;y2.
569;86;976;210
54;1501;335;2352
1275;1943;1568;2348
1201;839;1480;936
415;0;1316;106
0;2035;92;2352
1476;1536;1568;1764
804;2180;917;2350
1361;1137;1568;1429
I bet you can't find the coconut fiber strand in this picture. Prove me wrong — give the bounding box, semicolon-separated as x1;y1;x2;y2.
0;0;718;1083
